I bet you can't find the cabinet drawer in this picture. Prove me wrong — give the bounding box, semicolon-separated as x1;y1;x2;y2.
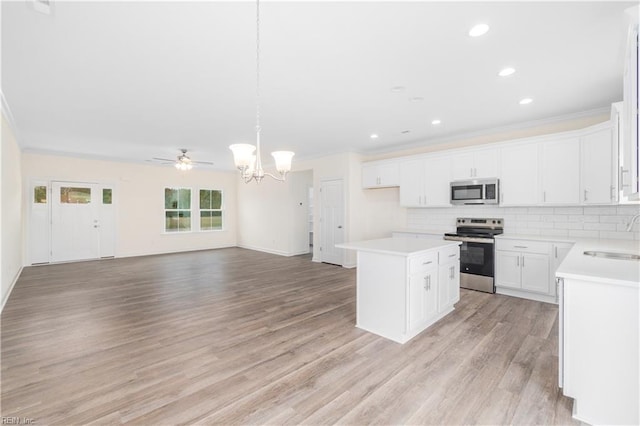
496;239;550;255
409;252;438;274
439;245;459;264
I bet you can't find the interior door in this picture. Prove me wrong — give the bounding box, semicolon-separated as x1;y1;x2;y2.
320;179;344;265
51;181;102;262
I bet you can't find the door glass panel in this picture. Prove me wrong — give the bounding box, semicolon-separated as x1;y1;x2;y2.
102;189;112;204
34;186;47;203
60;187;91;204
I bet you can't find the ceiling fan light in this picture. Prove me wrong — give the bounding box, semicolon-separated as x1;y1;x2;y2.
174;162;193;171
271;151;295;174
229;144;256;169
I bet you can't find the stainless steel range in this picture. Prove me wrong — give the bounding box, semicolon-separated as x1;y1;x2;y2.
443;218;504;293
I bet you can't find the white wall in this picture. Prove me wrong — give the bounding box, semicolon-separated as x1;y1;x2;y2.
1;114;24;309
22;153;238;260
236;170;312;256
407;205;640;240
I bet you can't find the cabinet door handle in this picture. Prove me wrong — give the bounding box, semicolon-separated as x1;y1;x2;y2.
450;266;454;279
543;191;546;202
448;253;456;258
470;167;473;177
522;255;525;267
584;189;588;202
516;256;519;266
621;167;630;188
514;245;528;249
423;261;433;265
501;192;504;203
555;246;558;258
610;185;615;201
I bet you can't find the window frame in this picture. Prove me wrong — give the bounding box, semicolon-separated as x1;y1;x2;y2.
163;187;193;233
198;188;224;232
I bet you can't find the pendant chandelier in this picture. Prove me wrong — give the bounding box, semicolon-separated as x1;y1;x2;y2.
229;0;294;183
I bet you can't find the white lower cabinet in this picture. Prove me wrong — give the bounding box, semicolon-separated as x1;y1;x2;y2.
408;265;438;330
355;243;461;344
495;238;555;303
438;258;460;311
560;276;639;425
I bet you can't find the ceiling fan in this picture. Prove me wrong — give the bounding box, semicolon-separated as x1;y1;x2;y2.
152;149;214;171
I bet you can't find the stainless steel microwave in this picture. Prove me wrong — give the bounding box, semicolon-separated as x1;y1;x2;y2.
450;178;499;205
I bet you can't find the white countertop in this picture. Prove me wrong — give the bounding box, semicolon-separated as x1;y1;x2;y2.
556;239;640;287
337;237;460;257
392;228;451;236
495;233;579;243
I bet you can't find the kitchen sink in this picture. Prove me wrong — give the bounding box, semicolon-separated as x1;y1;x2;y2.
583;250;640;260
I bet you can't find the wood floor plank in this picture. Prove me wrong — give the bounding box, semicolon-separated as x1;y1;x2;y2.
1;247;578;425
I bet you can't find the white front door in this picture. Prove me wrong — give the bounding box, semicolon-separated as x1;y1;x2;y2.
320;179;344;266
51;181;114;262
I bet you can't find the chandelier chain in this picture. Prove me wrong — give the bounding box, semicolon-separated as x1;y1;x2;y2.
256;0;261;135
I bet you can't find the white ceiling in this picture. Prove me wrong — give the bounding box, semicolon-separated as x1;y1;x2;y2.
1;1;634;170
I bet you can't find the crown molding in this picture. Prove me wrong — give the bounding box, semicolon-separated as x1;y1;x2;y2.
362;106;612;157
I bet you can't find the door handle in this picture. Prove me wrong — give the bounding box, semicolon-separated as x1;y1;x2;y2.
337;226;343;229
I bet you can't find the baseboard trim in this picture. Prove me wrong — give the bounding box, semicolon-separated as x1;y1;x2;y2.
1;266;24;313
237;244;302;257
496;287;557;304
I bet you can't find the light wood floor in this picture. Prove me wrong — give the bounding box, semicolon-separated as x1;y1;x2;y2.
1;248;578;425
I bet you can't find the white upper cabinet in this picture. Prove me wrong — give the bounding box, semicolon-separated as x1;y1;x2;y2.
621;7;639;200
424;155;452;207
399;158;425;207
451;148;498;180
500;142;539;206
399;155;451;207
581;123;616;204
362;160;400;188
540;137;580;205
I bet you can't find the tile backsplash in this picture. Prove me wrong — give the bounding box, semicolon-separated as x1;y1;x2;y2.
407;205;640;240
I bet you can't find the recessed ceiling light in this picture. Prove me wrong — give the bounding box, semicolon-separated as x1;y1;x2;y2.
519;97;533;105
370;134;379;139
390;86;405;93
431;119;441;125
468;23;489;37
498;67;516;77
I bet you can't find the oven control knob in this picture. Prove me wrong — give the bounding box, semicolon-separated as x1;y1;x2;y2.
492;220;496;224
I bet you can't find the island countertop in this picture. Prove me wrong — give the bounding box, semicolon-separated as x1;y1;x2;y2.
337;237;460;257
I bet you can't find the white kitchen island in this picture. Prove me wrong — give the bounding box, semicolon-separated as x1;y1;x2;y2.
337;237;461;344
556;239;639;426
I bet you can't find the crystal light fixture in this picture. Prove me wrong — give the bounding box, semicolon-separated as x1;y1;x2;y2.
229;0;294;183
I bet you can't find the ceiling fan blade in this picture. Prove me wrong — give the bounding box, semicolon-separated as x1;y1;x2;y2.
152;157;176;162
192;160;214;165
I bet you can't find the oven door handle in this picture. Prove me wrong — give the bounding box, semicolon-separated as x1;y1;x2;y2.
443;236;494;244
